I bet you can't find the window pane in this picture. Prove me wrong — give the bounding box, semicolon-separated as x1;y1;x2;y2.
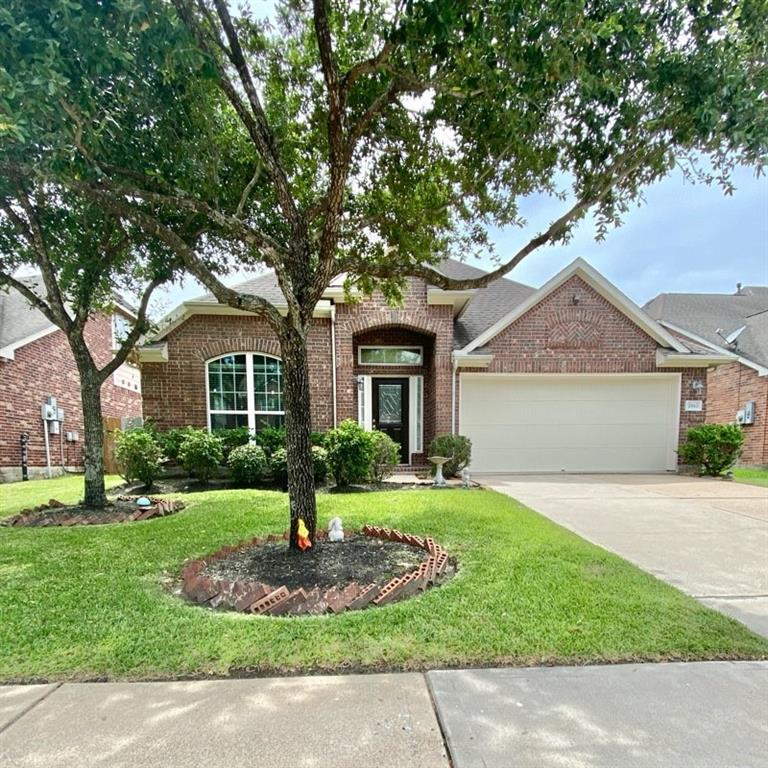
254;413;284;430
211;413;249;430
360;347;422;365
253;356;283;413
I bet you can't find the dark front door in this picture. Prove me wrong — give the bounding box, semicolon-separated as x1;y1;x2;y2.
372;378;409;463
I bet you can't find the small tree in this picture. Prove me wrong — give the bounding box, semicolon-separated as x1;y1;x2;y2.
679;424;744;477
0;187;174;507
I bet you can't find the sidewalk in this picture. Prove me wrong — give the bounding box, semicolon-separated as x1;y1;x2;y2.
1;662;767;768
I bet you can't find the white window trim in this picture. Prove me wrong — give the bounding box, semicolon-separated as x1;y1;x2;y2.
358;345;424;366
206;352;285;432
358;373;423;463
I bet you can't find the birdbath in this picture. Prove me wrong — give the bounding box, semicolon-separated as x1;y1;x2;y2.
428;456;450;488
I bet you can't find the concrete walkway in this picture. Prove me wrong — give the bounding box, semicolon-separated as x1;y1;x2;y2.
428;661;768;768
484;474;768;637
2;663;766;768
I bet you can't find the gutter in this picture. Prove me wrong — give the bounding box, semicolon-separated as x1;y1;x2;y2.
451;355;458;435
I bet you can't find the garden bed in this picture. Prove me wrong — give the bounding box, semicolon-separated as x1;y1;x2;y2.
180;526;456;616
2;495;184;527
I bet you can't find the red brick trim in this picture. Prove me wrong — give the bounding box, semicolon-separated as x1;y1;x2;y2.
179;527;456;616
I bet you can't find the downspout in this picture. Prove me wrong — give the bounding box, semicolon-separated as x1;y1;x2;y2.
330;303;338;428
451;354;458;435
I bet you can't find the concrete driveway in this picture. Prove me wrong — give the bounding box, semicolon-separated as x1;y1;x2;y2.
484;474;768;637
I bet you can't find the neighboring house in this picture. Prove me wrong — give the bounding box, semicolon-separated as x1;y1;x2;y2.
645;285;768;466
0;277;143;482
140;258;729;474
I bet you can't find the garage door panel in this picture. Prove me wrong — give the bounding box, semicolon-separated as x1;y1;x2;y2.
460;375;678;473
461;399;671;426
466;422;672;450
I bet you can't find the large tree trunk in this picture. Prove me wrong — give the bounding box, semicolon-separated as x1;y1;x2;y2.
279;324;317;550
76;361;108;509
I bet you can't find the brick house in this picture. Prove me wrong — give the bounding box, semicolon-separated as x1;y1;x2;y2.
645;285;768;466
0;276;143;482
140;258;726;473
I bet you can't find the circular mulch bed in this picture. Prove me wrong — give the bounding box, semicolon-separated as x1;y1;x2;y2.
180;525;456;616
2;495;185;528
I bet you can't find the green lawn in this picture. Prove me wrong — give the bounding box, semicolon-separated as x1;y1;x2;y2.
1;474;124;517
733;467;768;487
0;486;766;682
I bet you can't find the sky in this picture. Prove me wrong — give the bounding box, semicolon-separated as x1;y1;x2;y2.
156;165;768;314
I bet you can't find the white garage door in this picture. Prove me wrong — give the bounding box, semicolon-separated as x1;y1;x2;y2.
460;374;680;473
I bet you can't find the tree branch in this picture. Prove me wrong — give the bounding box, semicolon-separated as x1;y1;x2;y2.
74;184;285;331
0;269;61;329
98;276;165;381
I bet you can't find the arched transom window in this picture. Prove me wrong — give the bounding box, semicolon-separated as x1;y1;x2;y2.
206;353;284;431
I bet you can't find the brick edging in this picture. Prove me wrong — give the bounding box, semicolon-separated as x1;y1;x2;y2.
2;495;185;527
180;526;456;616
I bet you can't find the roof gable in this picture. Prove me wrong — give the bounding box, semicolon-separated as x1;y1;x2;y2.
460;258;688;354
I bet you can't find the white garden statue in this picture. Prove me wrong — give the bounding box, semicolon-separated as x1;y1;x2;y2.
328;517;344;542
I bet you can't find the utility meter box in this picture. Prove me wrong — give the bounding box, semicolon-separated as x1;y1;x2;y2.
743;400;756;425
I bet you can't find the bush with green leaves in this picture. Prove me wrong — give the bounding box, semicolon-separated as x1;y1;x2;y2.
428;434;472;478
678;423;744;476
270;445;329;488
311;445;329;484
253;425;286;457
114;428;162;489
213;426;252;464
369;430;399;484
228;443;268;486
157;426;196;463
311;431;327;447
178;429;224;483
325;420;375;487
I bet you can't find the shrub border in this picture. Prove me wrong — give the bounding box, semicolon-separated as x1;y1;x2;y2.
180;526;455;616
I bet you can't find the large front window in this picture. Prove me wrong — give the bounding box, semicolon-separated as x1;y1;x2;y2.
207;353;284;431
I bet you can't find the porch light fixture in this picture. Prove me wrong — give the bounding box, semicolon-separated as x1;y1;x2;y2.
691;378;705;393
571;294;580;305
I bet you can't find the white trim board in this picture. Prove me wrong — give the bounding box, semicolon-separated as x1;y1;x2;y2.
459;258;688;355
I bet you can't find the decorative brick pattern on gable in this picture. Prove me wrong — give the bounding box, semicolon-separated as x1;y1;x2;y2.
0;313;142;480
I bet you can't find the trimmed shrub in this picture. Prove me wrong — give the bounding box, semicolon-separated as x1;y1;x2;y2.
270;445;329;488
311;431;328;447
427;434;472;478
114;428;162;489
228;443;268;486
312;445;329;484
157;426;196;463
254;425;286;457
213;426;252;464
269;448;289;488
178;429;224;483
678;423;744;476
325;420;375;487
369;430;399;484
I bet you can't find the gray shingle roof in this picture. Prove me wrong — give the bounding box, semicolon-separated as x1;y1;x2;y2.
0;276;56;352
191;271;287;306
644;288;768;367
190;260;535;349
435;259;536;349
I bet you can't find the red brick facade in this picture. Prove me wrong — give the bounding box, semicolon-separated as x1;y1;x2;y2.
706;361;768;465
140;271;708;467
0;314;142;482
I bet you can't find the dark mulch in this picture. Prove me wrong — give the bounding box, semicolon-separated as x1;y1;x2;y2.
2;496;184;527
203;534;427;591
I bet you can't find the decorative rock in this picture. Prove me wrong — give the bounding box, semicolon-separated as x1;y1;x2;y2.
136;496;152;507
